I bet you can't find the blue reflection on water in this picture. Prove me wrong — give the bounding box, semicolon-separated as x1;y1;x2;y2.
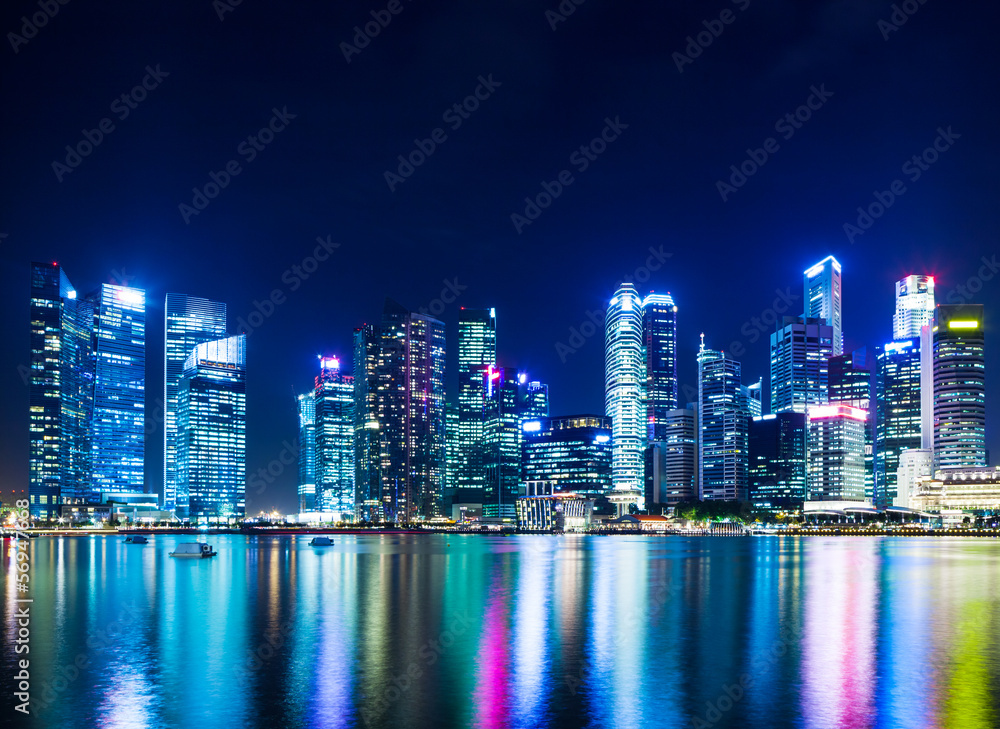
4;535;1000;729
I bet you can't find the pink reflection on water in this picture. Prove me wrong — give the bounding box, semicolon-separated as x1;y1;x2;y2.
475;587;512;729
801;540;877;729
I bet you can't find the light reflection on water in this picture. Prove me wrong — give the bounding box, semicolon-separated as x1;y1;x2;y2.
3;535;1000;729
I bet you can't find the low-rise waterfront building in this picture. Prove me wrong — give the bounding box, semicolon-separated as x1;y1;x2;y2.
516;481;593;532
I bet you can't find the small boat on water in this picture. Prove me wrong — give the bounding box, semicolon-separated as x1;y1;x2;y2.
310;536;334;546
124;535;148;544
170;542;216;558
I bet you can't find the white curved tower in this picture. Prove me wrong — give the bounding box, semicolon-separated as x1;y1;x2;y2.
605;284;645;493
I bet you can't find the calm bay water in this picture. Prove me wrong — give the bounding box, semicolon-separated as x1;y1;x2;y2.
4;535;1000;729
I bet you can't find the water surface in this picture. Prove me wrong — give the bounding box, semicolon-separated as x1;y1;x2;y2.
3;535;1000;728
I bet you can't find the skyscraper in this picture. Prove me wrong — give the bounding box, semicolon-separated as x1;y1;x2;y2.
743;378;763;419
829;347;876;499
770;316;834;414
296;393;317;513
353;323;382;521
483;366;522;521
522;379;550;421
875;338;922;507
932;305;986;469
803;255;842;355
457;307;496;503
807;404;866;502
87;283;146;501
605;284;645;493
444;402;460;506
698;338;749;501
646;405;697;508
894;275;935;340
378;299;447;522
177;335;246;521
521;415;612;495
314;355;355;518
164;294;226;513
749;412;807;509
642;292;678;439
28;262;93;519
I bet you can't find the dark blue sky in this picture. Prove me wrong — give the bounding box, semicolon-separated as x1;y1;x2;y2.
2;0;997;514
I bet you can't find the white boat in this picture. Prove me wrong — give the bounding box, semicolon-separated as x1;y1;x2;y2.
124;535;148;544
170;542;216;558
310;536;334;546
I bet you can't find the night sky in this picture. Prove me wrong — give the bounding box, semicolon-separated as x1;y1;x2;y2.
2;0;997;514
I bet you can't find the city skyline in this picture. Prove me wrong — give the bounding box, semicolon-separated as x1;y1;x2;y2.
5;4;1000;727
3;3;997;516
12;256;999;515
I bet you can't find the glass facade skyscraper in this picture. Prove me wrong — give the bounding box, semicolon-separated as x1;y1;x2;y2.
177;335;246;520
522;380;549;421
457;307;496;503
894;275;935;341
646;406;697;507
444;402;460;503
296;392;317;513
770;316;834;414
164;294;226;513
605;284;645;493
483;366;522;520
353;323;382;521
807;404;867;502
28;262;93;518
376;299;446;522
829;347;876;499
804;255;842;355
522;415;612;495
314;356;355;518
875;338;923;507
697;339;749;501
87;283;146;501
642;293;678;440
932;305;986;469
749;412;806;509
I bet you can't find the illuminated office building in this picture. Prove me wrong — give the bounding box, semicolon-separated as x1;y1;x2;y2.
352;323;382;521
605;284;646;493
444;402;459;504
522;379;549;421
296;393;317;513
932;305;986;469
177;335;246;520
875;338;923;507
893;448;933;509
698;337;749;501
642;292;678;439
743;379;763;420
483;366;523;520
807;404;866;502
829;348;876;499
457;307;496;502
314;355;355;518
645;405;697;508
803;255;842;355
28;262;93;519
770;316;834;414
749;412;807;509
375;299;447;522
164;294;226;513
522;415;612;495
87;283;146;501
894;275;935;340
